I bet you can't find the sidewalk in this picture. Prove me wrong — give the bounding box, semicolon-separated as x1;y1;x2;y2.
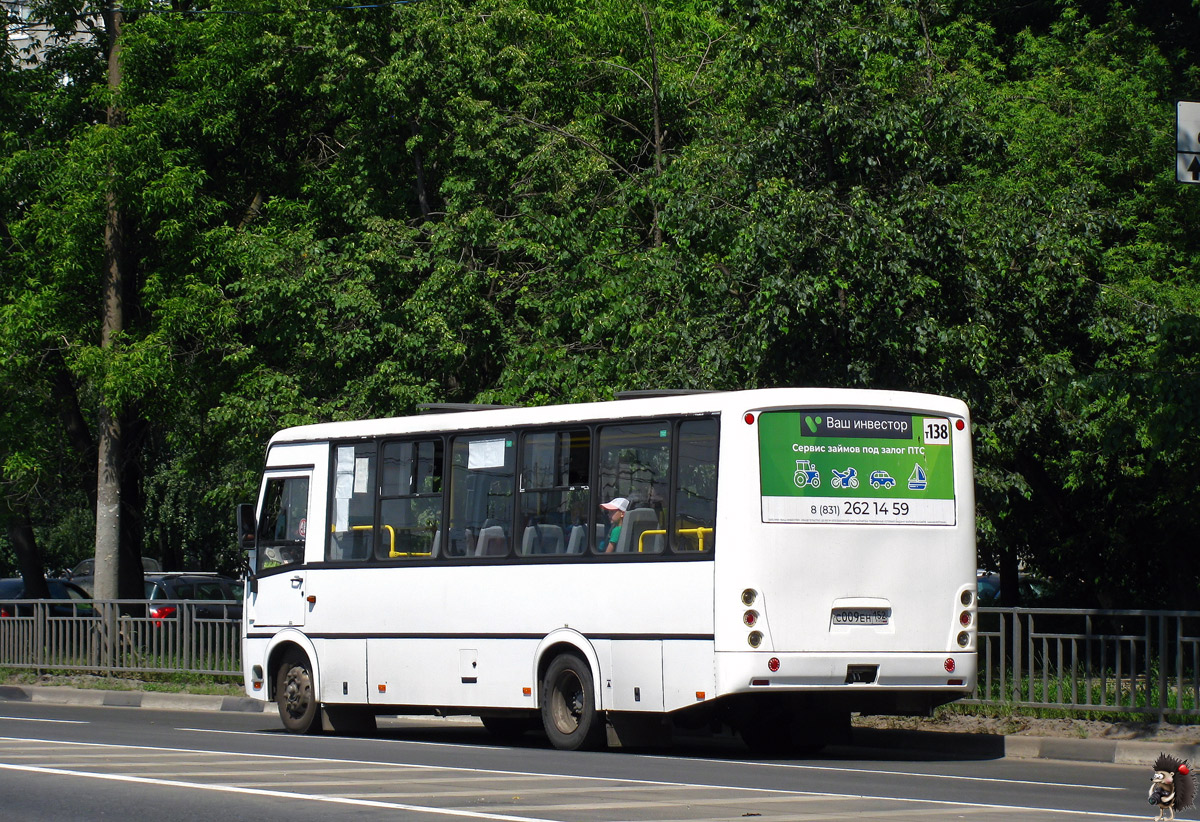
0;683;265;714
2;683;1197;765
849;724;1200;766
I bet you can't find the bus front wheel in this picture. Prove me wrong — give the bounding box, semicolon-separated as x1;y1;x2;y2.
540;653;605;751
276;651;320;734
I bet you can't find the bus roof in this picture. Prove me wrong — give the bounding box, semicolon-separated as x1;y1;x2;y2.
266;387;968;447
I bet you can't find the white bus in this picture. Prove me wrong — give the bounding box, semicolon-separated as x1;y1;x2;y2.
238;388;977;751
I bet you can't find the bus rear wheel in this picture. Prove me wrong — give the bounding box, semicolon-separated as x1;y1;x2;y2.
276;651;320;734
540;653;605;751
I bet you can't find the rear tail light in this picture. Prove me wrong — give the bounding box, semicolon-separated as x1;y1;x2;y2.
149;605;177;626
0;607;10;618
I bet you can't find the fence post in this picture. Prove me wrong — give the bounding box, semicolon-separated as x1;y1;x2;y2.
1013;609;1023;704
35;601;45;673
999;610;1008;703
1158;613;1168;724
183;601;193;673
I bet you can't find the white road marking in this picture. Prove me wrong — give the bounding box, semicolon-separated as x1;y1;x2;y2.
0;734;1147;819
656;752;1129;792
0;716;87;724
180;725;510;752
0;762;557;822
0;758;1152;820
180;725;1126;792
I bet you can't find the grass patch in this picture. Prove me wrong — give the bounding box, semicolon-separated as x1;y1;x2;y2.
0;667;243;696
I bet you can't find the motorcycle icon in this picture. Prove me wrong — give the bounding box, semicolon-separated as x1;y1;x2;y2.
831;467;859;489
794;460;821;488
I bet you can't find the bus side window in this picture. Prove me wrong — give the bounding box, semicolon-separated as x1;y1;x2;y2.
257;475;309;572
595;422;669;555
519;429;590;557
328;443;376;562
447;434;515;559
674;418;718;552
379;439;444;560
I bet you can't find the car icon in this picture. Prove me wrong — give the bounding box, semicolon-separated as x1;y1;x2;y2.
870;471;896;489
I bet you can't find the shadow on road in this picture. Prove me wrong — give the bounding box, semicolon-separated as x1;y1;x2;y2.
286;716;1008;764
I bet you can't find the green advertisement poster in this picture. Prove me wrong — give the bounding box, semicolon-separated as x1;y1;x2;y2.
758;409;956;525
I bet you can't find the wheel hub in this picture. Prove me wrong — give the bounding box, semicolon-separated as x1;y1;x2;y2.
283;666;311;717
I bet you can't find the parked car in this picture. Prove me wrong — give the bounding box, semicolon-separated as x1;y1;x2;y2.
144;573;243;622
0;578;93;617
976;570;1049;606
67;556;163;595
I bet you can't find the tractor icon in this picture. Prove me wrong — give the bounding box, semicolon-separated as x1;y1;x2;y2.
831;467;859;489
794;460;820;488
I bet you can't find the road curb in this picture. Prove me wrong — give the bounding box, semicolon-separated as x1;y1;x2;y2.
0;685;266;713
852;725;1200;765
1005;735;1200;766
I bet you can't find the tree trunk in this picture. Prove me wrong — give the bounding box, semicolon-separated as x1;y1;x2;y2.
410;117;432;218
51;350;98;511
639;2;664;248
93;1;125;602
6;502;48;598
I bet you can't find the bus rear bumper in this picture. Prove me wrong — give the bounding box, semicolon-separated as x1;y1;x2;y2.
717;651;976;695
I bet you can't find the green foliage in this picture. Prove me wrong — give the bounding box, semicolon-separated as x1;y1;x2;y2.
0;0;1197;604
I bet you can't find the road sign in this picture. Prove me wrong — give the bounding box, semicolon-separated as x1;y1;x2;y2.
1177;101;1200;183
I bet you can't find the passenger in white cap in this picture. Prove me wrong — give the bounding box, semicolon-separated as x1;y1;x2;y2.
599;497;629;553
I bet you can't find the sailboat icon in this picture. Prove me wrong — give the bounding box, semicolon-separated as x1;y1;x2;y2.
908;464;927;491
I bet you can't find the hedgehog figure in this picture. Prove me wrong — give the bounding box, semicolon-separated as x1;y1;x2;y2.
1150;753;1197;821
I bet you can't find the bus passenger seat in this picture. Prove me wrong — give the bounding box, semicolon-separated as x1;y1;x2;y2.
616;508;660;553
474;525;508;557
521;524;564;555
566;525;598;554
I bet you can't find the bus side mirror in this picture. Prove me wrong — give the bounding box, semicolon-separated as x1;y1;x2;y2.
237;503;257;551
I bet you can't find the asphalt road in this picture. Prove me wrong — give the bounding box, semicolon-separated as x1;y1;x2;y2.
0;701;1160;821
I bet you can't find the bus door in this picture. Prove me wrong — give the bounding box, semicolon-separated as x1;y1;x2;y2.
250;467;314;628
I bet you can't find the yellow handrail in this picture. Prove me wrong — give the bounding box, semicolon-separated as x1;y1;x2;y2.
330;523;400;557
389;525;434;558
638;527;714;553
678;527;713;552
637;529;666;553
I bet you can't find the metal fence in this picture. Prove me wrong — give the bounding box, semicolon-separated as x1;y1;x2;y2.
0;599;241;678
966;607;1200;722
4;602;1200;722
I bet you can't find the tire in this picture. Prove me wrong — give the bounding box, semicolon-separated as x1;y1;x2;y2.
276;651;321;734
540;652;605;751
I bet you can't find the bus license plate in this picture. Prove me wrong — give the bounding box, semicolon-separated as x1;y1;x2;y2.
831;608;891;626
